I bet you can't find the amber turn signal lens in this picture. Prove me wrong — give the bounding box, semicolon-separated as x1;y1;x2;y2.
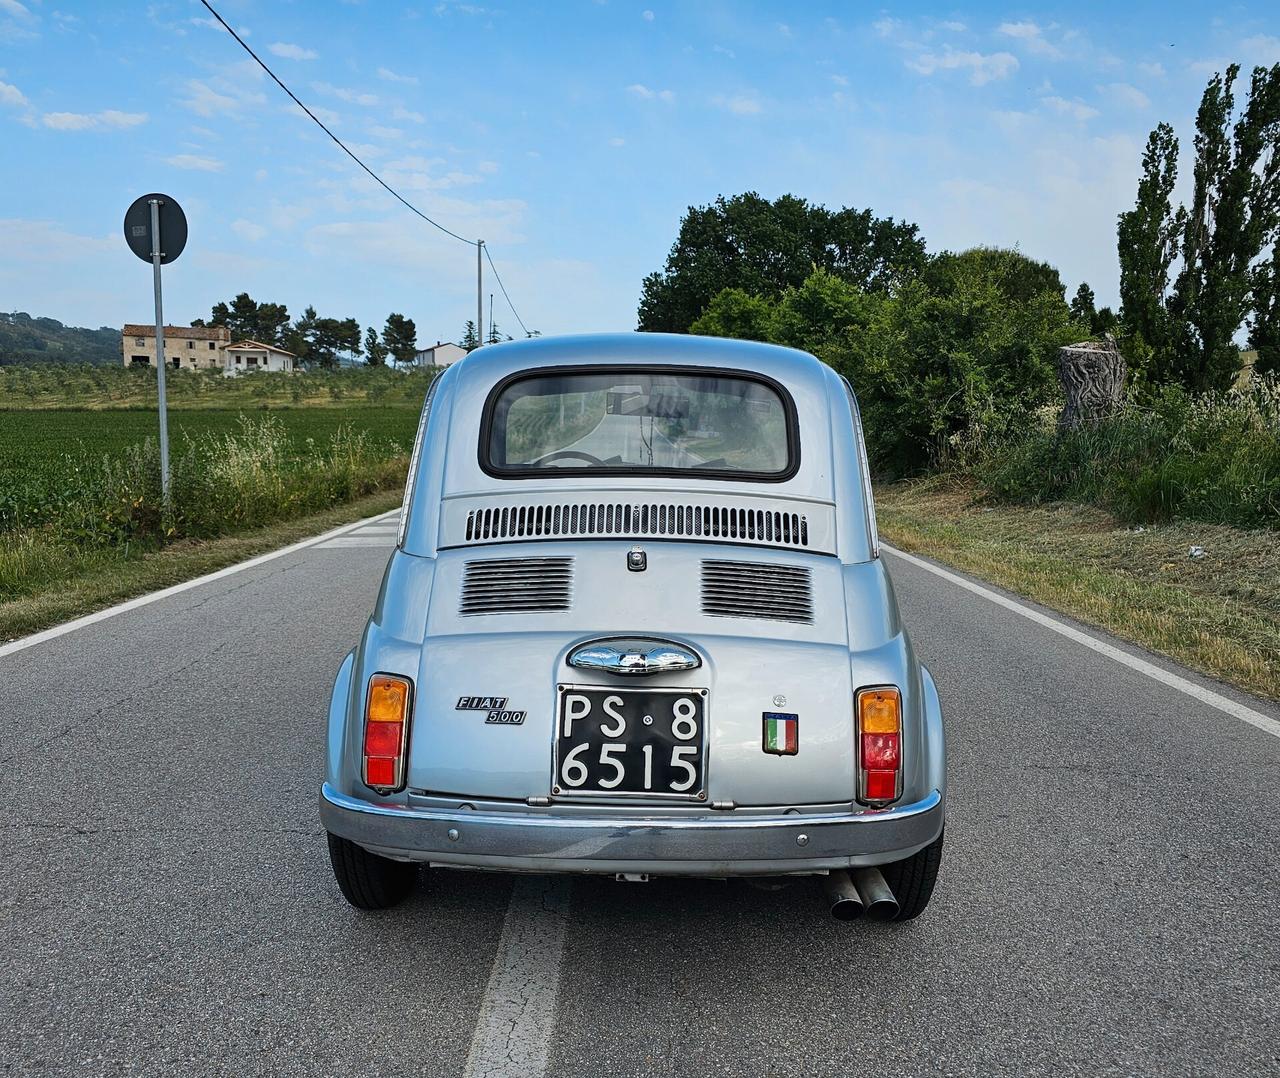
858;688;900;734
367;674;410;724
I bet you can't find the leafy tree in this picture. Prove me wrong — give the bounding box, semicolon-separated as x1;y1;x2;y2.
1116;122;1186;385
693;251;1077;473
208;293;290;345
364;325;389;366
1251;252;1280;375
461;320;480;350
1070;283;1097;326
1168;63;1280;391
382;314;418;367
638;192;927;332
285;306;362;369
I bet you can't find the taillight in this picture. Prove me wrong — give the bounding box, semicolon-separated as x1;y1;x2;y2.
857;686;901;804
363;673;412;792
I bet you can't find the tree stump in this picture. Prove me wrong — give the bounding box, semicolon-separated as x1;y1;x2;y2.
1057;334;1126;429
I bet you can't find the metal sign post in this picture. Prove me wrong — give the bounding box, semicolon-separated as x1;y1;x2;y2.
123;193;187;505
149;199;171;502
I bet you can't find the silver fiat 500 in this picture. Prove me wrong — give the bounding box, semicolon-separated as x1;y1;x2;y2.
320;333;946;921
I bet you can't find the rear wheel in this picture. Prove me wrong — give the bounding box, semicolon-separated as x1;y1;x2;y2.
880;828;944;921
326;832;418;910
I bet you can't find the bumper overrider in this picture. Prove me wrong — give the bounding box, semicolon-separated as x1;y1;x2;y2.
320;783;944;876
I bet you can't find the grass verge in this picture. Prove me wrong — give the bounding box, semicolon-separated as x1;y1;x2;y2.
0;488;403;644
876;477;1280;701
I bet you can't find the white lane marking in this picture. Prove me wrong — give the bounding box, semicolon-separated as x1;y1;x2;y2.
349;523;400;533
314;536;396;548
0;509;401;660
882;543;1280;741
464;876;572;1078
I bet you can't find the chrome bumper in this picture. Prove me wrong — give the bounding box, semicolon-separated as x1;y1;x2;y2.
320;783;944;876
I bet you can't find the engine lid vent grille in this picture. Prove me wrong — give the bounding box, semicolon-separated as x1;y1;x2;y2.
459;556;573;616
464;502;809;548
701;559;814;624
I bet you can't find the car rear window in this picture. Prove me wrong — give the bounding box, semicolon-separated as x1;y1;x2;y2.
483;368;796;479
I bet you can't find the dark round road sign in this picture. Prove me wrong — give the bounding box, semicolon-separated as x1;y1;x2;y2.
123;193;187;264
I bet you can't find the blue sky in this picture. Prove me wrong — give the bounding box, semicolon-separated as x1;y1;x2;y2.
1;1;1278;346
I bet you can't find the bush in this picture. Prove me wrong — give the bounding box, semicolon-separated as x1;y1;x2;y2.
979;377;1280;529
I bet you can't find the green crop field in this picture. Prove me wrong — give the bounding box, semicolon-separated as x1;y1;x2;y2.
0;405;420;479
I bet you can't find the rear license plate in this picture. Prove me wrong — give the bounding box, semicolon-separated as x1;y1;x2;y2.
554;685;707;800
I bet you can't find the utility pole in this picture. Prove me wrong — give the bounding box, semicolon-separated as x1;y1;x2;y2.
476;239;484;349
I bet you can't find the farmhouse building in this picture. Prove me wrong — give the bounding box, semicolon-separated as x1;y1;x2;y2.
224;340;297;373
121;324;296;374
414;341;467;367
123;324;230;370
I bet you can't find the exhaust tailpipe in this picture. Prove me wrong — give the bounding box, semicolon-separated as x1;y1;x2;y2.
822;870;865;921
851;866;899;921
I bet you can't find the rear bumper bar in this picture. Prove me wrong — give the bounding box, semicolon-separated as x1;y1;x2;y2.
320;783;944;876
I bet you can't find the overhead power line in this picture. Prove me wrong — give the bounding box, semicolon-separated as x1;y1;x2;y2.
484;245;531;337
198;0;475;247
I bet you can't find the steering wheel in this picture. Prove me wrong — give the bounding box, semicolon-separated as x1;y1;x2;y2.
530;449;607;467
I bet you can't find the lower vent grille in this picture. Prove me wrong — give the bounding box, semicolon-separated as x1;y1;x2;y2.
464;502;809;548
701;559;814;624
459;557;573;616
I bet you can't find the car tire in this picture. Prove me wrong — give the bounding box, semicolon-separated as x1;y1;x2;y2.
326;832;418;910
880;828;943;921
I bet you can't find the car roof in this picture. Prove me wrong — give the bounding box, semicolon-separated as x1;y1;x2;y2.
447;332;829;389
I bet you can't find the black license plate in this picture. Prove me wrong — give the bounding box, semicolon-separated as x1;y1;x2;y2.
554;686;707;799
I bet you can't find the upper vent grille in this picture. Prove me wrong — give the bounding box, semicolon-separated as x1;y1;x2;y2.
459;556;573;616
464;502;809;548
701;560;814;624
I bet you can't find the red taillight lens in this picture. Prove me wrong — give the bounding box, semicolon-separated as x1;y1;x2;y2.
363;673;412;792
857;687;901;804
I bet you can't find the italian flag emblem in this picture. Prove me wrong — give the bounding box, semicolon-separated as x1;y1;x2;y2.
763;713;799;755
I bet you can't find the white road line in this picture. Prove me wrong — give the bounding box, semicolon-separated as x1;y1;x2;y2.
882;543;1280;741
464;876;572;1078
314;536;396;548
0;508;401;660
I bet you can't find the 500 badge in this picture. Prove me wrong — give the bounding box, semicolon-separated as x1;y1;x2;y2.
456;696;527;725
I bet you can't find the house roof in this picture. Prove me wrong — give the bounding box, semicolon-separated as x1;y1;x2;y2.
123;323;230;341
225;339;297;357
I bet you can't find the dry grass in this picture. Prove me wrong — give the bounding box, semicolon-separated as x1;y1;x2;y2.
876;477;1280;700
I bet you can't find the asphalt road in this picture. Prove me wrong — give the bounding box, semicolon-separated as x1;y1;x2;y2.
2;512;1278;1077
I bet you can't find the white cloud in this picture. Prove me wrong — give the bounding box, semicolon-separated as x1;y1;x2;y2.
777;23;791;37
642;9;654;21
369;124;404;140
166;153;224;171
712;93;762;115
232;219;268;242
1104;82;1150;109
0;0;33;18
873;17;900;38
392;106;425;123
626;83;675;103
313;82;378;106
830;74;849;87
478;160;499;174
907;48;1019;86
997;20;1061;58
288;101;341;125
180;77;265;117
1042;96;1099;122
1238;34;1280;66
608;136;626;146
1136;61;1165;78
0;79;28;108
268;42;318;61
713;44;736;59
377;66;418;85
939;20;967;32
42;110;147;131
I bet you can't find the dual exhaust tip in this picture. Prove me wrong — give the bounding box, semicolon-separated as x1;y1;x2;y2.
822;867;899;921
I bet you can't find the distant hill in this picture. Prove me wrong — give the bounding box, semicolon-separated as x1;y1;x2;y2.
0;312;121;366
